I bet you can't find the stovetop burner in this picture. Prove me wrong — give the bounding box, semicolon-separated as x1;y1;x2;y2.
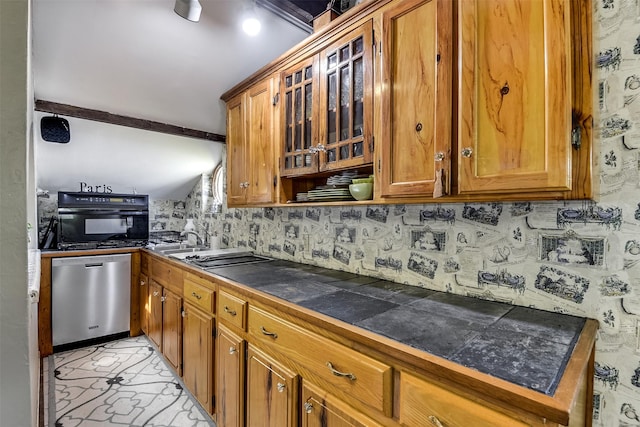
57;240;148;251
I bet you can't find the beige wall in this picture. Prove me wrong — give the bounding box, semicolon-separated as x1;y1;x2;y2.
0;0;36;426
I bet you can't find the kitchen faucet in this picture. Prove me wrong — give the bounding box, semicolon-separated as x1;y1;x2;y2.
180;230;205;246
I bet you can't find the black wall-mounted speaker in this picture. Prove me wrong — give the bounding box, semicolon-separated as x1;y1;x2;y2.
41;116;70;143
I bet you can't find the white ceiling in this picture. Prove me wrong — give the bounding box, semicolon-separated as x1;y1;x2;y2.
32;0;309;200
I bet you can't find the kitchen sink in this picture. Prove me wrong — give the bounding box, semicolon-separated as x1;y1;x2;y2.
186;254;272;270
157;247;208;255
147;243;208;255
172;249;272;270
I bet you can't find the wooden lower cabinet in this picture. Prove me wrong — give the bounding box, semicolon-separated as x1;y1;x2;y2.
246;345;298;427
301;381;383;427
182;301;214;414
139;272;148;334
216;324;246;427
162;288;182;375
399;371;530;427
148;280;163;349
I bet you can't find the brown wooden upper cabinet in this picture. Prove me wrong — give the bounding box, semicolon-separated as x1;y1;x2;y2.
281;21;374;177
221;0;591;205
281;56;320;177
227;77;278;206
456;0;573;195
378;0;452;198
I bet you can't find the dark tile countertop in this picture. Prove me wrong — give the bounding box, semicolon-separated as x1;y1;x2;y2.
208;258;586;396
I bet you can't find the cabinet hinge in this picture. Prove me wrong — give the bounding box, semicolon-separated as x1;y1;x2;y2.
372;28;376;54
571;125;581;150
378;159;381;173
272;93;279;106
212;395;215;407
369;136;374;153
273;175;277;188
437;53;441;63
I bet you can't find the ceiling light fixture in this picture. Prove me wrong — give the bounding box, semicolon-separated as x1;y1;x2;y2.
242;1;261;36
174;0;202;22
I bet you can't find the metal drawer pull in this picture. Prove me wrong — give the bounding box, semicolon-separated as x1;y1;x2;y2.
224;306;237;316
428;415;444;427
277;383;285;393
260;326;278;339
160;296;167;302
461;147;473;158
326;362;356;381
191;291;202;300
304;402;313;414
229;346;236;355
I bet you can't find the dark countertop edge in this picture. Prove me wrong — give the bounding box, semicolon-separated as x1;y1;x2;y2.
142;249;594;423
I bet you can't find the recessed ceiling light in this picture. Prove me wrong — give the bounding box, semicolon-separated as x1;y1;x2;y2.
242;16;261;36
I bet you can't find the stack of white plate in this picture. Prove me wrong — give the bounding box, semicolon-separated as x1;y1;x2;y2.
327;171;358;186
307;187;354;201
296;192;309;202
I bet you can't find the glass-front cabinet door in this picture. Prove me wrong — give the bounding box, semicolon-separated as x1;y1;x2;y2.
318;20;373;172
281;56;319;177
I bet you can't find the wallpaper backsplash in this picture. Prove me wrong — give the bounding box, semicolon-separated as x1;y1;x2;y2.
35;1;640;424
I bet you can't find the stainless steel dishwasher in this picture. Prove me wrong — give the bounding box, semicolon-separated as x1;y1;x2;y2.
52;253;131;348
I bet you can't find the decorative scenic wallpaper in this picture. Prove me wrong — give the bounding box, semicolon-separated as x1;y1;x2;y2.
36;1;640;424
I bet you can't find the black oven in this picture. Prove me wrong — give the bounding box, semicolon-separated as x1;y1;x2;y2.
57;192;149;250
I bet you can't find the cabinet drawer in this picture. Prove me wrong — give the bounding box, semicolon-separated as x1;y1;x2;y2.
183;275;215;313
399;372;530;427
151;258;183;294
248;306;392;416
218;291;247;330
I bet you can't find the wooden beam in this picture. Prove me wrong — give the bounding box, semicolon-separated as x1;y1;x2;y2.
35;99;226;143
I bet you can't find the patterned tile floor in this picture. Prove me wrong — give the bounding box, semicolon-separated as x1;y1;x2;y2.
46;336;215;427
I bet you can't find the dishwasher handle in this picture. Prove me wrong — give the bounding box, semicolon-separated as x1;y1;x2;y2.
84;263;104;268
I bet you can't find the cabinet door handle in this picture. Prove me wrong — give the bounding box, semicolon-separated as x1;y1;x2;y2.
160;296;167;303
326;361;356;381
181;310;186;318
434;152;445;162
304;402;313;414
224;306;237;316
415;122;423;132
229;346;236;355
428;415;445;427
260;326;278;339
140;280;146;286
191;291;202;300
461;147;473;158
276;382;285;393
